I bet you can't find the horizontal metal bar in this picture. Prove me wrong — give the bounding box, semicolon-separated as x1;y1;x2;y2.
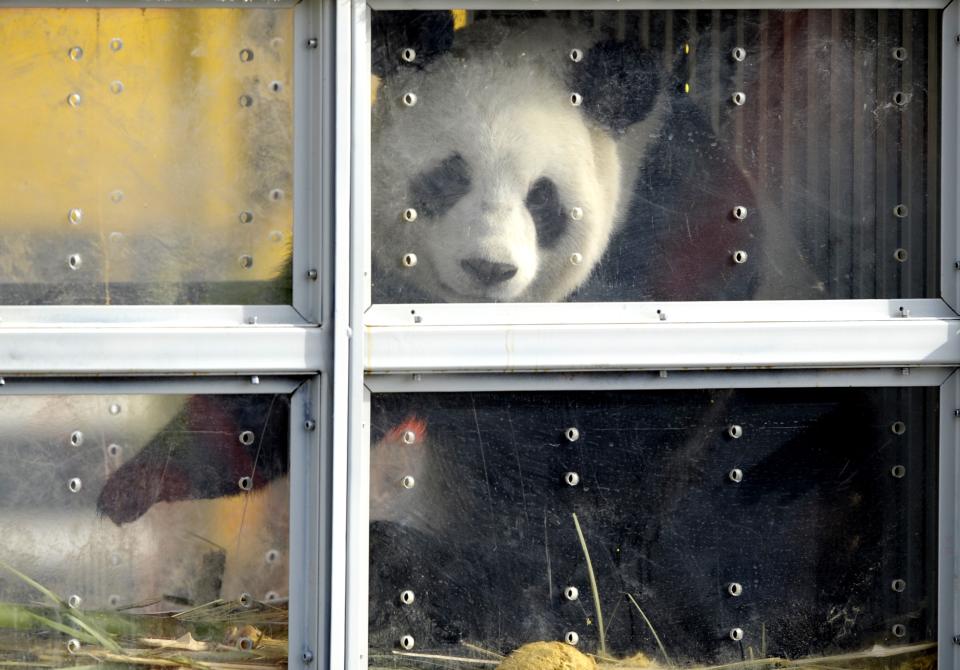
0;305;308;326
366;299;957;327
366;367;954;392
0;376;305;394
2;1;297;7
365;319;960;373
0;326;325;375
368;0;950;10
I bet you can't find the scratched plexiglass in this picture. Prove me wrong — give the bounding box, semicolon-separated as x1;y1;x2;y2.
369;388;937;668
0;393;290;666
371;10;939;303
0;8;293;305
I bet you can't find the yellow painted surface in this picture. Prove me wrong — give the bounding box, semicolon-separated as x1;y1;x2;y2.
0;8;293;299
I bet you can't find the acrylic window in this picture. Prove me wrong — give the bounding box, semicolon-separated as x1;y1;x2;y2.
0;385;304;666
365;384;941;669
0;6;297;306
368;9;940;304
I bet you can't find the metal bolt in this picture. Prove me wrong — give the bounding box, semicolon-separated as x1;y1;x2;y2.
401;475;416;489
659;370;668;378
732;205;748;220
68;208;83;225
69;46;84;60
891;579;907;592
728;424;743;439
400;635;415;650
570;92;583;106
264;591;280;602
251;375;260;385
898;306;910;318
109;403;121;415
565;427;580;442
731;91;746;106
570;48;584;62
110;80;124;94
68;594;82;608
0;378;5;386
400;589;416;605
239;592;253;607
402;208;418;222
402;253;418;268
564;586;579;601
954;261;960;270
658;310;667;321
902;367;911;376
110;189;124;203
730;628;744;642
70;430;84;447
108;443;122;457
402;92;418;107
307;268;318;280
954;409;960;417
731;47;746;62
239;211;255;224
893;203;909;218
728;582;743;597
67;92;82;107
68;477;82;493
67;639;81;654
238;476;253;491
305;38;318;49
402;430;416;445
265;549;280;563
733;250;748;264
953;635;960;646
239;94;254;108
239;254;254;269
109;38;123;52
565;631;580;646
239;430;256;446
270;80;283;93
570;206;583;220
729;468;744;483
108;594;121;607
891;421;906;435
893;91;909;106
891;624;906;638
892;47;908;61
239;48;254;62
270;188;285;201
894;248;908;263
570;252;583;265
304;419;316;431
237;637;255;651
564;472;580;487
891;465;906;479
302;648;315;663
247;316;258;325
401;48;416;63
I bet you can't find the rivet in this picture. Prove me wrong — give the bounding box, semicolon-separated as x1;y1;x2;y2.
109;38;123;52
67;92;82;108
247;316;258;325
110;190;124;203
569;48;583;62
891;421;906;435
109;403;121;415
251;375;260;385
239;211;255;224
400;589;416;605
659;370;668;378
893;91;909;106
68;594;82;609
658;310;667;321
901;367;911;376
265;549;280;564
108;594;121;607
564;471;580;487
70;430;84;447
730;627;744;642
732;205;748;220
269;80;283;93
891;579;907;592
891;624;906;638
238;476;253;491
570;92;583;106
402;430;416;445
68;46;84;61
239;48;254;62
898;306;910;318
110;80;124;94
402;208;418;222
731;91;746;106
270;188;285;201
893;204;909;218
237;637;255;651
307;268;318;280
401;475;416;489
954;260;960;270
239;255;254;269
564;586;579;601
108;443;122;457
68;208;83;225
569;206;583;220
570;252;583;266
565;631;580;646
400;635;415;650
892;47;908;61
891;465;906;478
565;427;580;442
402;92;418;107
239;94;254;108
305;37;318;49
304;419;316;431
0;378;5;386
67;639;81;654
728;582;743;597
239;592;253;607
893;248;908;262
731;47;746;62
264;590;280;602
402;253;418;268
733;250;748;264
239;430;255;446
729;468;744;483
401;48;417;63
728;424;743;439
68;477;82;493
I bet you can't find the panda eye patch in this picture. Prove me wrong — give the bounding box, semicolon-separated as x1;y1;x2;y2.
525;177;567;249
409;153;471;219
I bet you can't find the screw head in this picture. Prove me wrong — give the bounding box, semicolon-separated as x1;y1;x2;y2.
564;586;579;601
307;268;318;281
304;419;316;431
306;37;318;49
400;589;416;605
564;471;580;487
730;627;744;641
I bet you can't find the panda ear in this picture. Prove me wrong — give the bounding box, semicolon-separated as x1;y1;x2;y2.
372;11;456;78
571;39;663;135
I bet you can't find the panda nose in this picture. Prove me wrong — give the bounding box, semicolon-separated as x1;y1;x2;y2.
460;258;518;286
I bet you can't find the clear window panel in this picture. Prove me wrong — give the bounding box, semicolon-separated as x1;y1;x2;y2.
0;393;290;665
369;388;936;668
371;10;939;303
0;8;294;305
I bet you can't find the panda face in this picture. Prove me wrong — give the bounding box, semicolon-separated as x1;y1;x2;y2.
373;29;624;302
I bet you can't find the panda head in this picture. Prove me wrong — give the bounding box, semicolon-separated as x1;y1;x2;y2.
372;17;664;302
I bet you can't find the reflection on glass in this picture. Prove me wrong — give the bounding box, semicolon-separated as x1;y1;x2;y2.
371;10;939;303
0;8;294;305
369;388;937;668
0;393;290;665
